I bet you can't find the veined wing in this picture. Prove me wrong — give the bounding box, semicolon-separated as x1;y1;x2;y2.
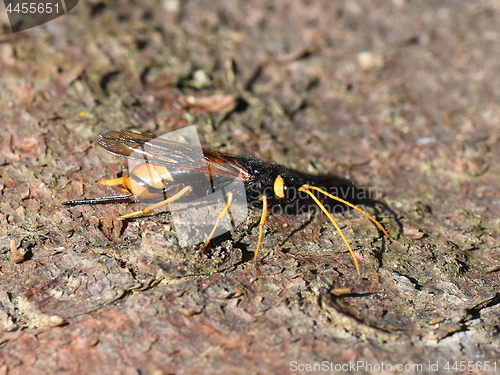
98;130;252;181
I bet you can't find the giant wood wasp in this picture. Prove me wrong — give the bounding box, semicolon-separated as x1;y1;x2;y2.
64;130;390;276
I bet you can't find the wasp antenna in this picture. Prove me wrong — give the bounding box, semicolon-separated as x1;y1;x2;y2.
298;186;362;277
301;184;390;239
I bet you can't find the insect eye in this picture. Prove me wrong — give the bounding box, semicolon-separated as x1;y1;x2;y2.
273;175;285;198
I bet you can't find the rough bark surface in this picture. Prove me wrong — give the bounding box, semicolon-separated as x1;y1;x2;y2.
0;1;499;374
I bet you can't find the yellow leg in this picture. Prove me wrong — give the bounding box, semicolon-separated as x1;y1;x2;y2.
253;195;268;263
120;186;193;219
200;192;234;253
299;186;362;277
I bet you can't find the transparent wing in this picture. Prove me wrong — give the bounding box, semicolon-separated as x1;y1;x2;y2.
98;130;251;181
